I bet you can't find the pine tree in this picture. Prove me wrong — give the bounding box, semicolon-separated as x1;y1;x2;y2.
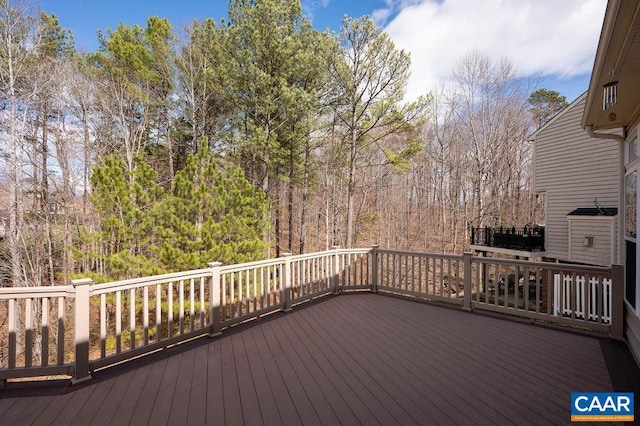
156;148;268;270
91;17;174;181
226;0;333;254
527;88;568;129
81;155;164;279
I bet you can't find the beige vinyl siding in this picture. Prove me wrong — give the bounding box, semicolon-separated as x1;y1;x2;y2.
568;216;616;266
533;94;621;262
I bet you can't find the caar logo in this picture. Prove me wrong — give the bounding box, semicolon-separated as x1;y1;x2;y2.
571;392;634;422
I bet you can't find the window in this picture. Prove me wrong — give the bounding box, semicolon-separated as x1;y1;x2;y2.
626;239;636;309
626;171;637;239
628;135;638;164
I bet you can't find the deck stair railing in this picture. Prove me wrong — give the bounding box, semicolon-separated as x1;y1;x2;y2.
0;247;623;386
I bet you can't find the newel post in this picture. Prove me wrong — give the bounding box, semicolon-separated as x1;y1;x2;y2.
610;264;624;341
208;262;222;337
331;246;341;294
71;278;92;384
462;252;473;312
371;245;379;293
282;253;293;312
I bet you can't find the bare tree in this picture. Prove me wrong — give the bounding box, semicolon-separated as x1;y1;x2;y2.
0;0;41;287
452;51;531;228
329;16;428;247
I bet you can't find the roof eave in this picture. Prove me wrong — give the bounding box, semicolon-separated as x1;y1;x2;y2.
582;0;640;130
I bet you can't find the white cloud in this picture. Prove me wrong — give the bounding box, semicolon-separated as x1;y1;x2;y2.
302;0;333;22
371;8;393;24
382;0;607;100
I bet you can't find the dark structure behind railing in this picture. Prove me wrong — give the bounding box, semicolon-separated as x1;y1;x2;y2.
471;226;545;252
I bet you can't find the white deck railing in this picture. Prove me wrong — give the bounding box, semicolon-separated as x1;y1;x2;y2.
554;274;612;323
0;247;623;385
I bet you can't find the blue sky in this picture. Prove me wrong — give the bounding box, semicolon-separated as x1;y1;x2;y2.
40;0;606;103
39;0;385;50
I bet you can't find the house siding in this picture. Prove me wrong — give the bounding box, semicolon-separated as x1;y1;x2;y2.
533;94;621;263
568;216;616;266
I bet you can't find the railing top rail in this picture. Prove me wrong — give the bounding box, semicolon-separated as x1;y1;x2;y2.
91;268;212;295
288;249;338;262
338;248;371;254
220;257;285;273
472;256;613;273
377;248;463;261
0;285;72;299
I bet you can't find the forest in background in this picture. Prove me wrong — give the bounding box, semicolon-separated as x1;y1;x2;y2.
0;0;569;286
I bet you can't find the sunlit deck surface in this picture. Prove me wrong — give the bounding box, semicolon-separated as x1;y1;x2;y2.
1;293;639;425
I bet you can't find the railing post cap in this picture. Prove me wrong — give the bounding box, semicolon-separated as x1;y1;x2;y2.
207;261;222;267
331;245;340;250
282;252;293;257
71;278;93;287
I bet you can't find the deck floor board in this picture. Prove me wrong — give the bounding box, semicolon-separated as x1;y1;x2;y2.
0;293;630;425
239;329;283;426
50;380;97;426
275;315;363;425
168;344;198;425
30;386;76;426
355;299;552;413
204;341;226;425
231;332;264;426
77;369;125;425
146;350;182;425
247;326;301;426
259;321;322;426
185;344;212;425
107;361;154;425
339;296;549;424
127;354;169;425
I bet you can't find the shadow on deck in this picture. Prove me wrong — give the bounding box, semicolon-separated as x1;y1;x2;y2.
1;293;638;425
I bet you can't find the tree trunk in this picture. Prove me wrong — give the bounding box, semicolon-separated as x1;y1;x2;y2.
7;31;24;288
287;140;295;253
346;112;357;248
41;105;56;285
298;141;311;254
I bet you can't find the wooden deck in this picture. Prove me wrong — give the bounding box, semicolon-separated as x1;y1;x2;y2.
1;293;638;425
